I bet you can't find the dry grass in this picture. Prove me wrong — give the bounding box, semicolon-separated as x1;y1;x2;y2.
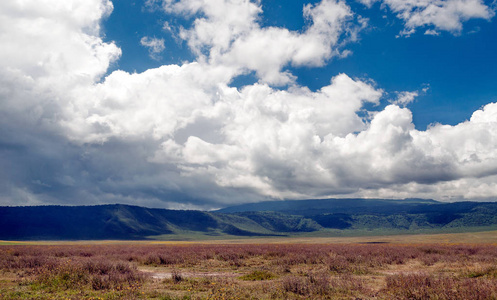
3;229;497;246
1;240;497;299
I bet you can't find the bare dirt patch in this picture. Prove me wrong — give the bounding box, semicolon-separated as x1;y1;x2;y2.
140;268;241;280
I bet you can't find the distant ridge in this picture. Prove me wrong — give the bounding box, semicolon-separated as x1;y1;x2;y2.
0;204;317;240
1;198;497;240
216;198;440;215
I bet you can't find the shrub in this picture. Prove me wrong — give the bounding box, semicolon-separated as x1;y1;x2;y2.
171;269;183;283
282;276;309;296
384;273;497;300
34;258;144;292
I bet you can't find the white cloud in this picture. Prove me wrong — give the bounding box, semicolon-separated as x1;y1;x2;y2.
359;0;495;36
2;0;497;208
0;0;120;84
160;0;360;85
424;29;441;35
391;91;418;106
358;0;378;8
140;36;166;60
0;0;121;152
74;64;497;202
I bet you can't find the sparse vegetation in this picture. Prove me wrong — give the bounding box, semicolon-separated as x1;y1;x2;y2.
239;270;275;281
1;242;497;299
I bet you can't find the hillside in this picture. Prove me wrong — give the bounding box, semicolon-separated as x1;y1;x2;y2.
1;199;497;240
219;198;497;232
216;198;440;215
0;204;317;240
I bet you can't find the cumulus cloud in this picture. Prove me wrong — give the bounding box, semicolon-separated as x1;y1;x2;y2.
1;0;497;209
358;0;495;36
158;0;361;85
140;36;166;60
0;0;120;83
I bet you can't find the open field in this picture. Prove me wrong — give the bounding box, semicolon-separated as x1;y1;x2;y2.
1;232;497;299
3;229;497;245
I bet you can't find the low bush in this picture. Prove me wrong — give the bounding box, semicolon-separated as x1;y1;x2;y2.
35;258;144;292
384;273;497;300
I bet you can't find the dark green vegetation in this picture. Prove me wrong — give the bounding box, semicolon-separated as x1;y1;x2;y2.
222;198;497;233
1;243;497;299
1;198;497;240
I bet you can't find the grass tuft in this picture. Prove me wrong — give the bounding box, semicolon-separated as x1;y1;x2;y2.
239;270;276;281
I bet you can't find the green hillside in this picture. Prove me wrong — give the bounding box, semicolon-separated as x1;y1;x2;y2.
1;199;497;240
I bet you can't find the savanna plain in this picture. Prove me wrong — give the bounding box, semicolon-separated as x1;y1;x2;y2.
2;232;497;299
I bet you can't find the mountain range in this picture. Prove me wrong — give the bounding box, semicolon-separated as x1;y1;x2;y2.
1;198;497;240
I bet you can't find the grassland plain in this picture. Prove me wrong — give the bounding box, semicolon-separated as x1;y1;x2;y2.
1;232;497;299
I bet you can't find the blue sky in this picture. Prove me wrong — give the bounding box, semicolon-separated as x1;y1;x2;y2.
1;0;497;209
104;0;497;129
